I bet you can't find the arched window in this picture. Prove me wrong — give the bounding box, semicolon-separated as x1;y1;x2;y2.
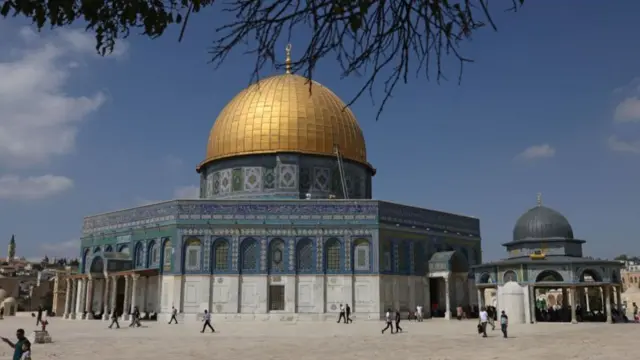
296;238;314;273
324;238;342;273
93;247;101;254
162;239;172;271
212;239;230;271
503;270;518;283
148;241;159;267
268;239;285;273
104;245;113;253
353;239;370;271
134;243;144;268
382;240;392;272
241;238;259;273
118;244;129;255
184;237;202;271
397;241;409;274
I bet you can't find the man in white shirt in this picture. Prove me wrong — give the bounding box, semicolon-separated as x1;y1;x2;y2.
416;305;423;322
337;304;347;323
478;307;488;337
381;308;394;334
200;309;215;333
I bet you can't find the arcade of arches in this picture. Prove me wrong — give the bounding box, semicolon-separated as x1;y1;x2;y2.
62;256;159;320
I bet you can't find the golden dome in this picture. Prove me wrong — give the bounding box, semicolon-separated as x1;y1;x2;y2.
198;74;373;172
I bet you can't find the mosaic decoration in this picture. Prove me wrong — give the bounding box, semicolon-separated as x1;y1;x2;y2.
299;167;311;192
379;202;480;235
344;237;351;270
203;237;211;272
344;175;353;198
393;242;400;272
219;170;232;194
279;164;296;189
260;238;267;272
325;238;341;271
212;172;220;195
330;167;341;195
231;237;238;270
315;236;323;271
243;167;262;192
241;238;258;272
232;168;243;192
269;239;285;272
352;176;362;198
313;167;330;191
263;168;275;189
213;239;230;270
288;239;295;271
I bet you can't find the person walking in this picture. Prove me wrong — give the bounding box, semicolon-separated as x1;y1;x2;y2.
35;306;43;326
416;305;423;322
478;307;488;338
381;308;394;334
109;310;120;329
200;310;215;333
337;304;346;323
394;309;403;333
500;310;509;338
169;306;179;324
345;304;353;323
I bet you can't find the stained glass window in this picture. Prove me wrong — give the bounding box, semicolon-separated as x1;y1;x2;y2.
353;239;370;271
325;238;341;272
241;239;259;272
213;240;229;271
185;238;202;270
296;238;314;272
163;241;172;266
269;239;285;273
134;244;143;267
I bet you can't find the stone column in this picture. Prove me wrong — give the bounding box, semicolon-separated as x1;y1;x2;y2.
529;285;537;324
157;275;163;312
131;274;139;314
604;286;612;323
569;287;577;324
585;288;591;311
122;275;131;320
615;286;622;312
109;276;118;317
599;287;604;311
102;277;110;320
444;276;451;320
477;288;484;308
84;277;94;318
75;279;85;317
70;279;77;319
141;277;148;311
561;288;567;308
63;278;72;319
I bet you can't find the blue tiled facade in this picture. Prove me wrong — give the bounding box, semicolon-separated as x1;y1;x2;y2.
80;200;482;277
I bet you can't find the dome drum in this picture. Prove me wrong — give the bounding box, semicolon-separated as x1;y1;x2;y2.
198;153;372;200
512;205;574;242
199;74;374;174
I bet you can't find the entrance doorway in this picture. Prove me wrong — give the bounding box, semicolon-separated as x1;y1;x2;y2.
429;278;443;317
268;285;285;311
116;277;126;315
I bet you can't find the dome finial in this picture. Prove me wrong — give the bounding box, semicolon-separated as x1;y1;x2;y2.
285;44;292;74
536;192;542;207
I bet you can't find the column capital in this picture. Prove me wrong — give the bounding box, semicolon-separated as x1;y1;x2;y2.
132;273;140;280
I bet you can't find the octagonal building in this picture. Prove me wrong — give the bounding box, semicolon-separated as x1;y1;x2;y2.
69;51;481;322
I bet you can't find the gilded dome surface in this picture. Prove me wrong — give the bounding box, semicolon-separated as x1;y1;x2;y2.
199;74;372;170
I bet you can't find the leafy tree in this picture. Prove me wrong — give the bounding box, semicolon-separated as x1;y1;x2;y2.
1;0;524;118
615;254;628;261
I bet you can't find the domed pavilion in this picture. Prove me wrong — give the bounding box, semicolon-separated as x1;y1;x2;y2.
72;46;482;323
472;194;623;324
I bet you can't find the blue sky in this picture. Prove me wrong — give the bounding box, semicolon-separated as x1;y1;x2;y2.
0;2;639;261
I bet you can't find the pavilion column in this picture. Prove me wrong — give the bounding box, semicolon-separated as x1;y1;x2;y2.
156;275;162;312
569;287;577;324
75;278;86;317
102;277;110;320
615;286;622;312
130;274;140;314
604;286;612;323
585;288;591;311
141;276;148;311
70;279;78;319
84;277;94;318
561;288;568;308
444;275;451;320
122;275;131;320
599;287;604;311
477;288;484;308
529;285;537;324
63;278;72;319
109;276;118;317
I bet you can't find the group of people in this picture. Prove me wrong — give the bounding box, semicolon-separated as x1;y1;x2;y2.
381;309;403;334
337;304;353;323
108;306;142;329
478;306;509;338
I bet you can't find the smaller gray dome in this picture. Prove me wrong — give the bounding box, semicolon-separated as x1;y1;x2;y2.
513;205;574;241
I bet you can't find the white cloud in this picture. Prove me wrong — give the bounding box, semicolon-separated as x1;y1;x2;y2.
173;185;200;199
516;144;556;161
0;174;73;200
614;97;640;123
0;27;126;167
607;135;640;154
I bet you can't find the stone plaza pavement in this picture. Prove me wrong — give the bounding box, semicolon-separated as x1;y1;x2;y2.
0;317;634;360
